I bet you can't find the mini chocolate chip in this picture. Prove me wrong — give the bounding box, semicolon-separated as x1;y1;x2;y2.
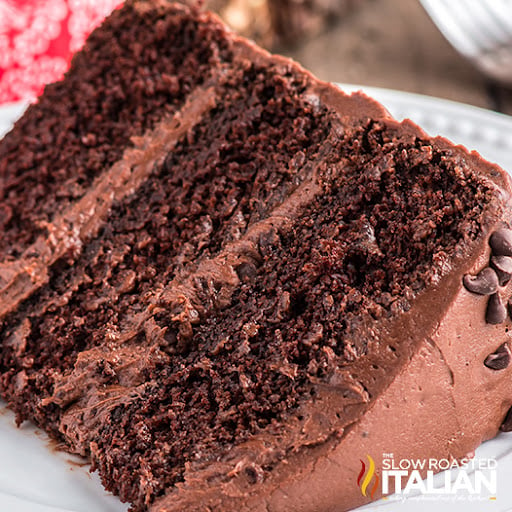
491;255;512;286
484;343;511;370
486;293;507;324
500;406;512;432
490;228;512;256
463;267;499;295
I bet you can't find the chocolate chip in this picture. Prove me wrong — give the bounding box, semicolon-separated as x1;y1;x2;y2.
491;255;512;286
500;406;512;432
484;343;511;370
490;228;512;256
486;293;507;324
463;267;499;295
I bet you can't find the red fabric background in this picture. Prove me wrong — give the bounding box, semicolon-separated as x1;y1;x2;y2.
0;0;122;103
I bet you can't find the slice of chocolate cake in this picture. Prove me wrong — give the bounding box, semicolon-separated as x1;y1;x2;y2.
1;2;512;511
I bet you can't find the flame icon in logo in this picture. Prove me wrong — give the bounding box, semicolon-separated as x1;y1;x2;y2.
357;455;380;499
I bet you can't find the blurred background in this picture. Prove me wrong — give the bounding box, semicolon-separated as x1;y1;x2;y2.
0;0;511;114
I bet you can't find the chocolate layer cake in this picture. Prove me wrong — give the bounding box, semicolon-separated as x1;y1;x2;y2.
1;1;512;511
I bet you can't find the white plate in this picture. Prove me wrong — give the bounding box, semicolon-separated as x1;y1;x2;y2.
1;87;512;512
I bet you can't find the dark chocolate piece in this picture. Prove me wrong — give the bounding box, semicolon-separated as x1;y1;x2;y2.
489;228;512;256
484;343;511;370
491;255;512;286
463;268;499;295
500;407;512;432
486;293;507;324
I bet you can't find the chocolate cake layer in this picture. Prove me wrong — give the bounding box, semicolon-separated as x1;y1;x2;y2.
1;2;512;512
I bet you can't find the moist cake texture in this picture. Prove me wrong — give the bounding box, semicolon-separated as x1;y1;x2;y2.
1;2;512;511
